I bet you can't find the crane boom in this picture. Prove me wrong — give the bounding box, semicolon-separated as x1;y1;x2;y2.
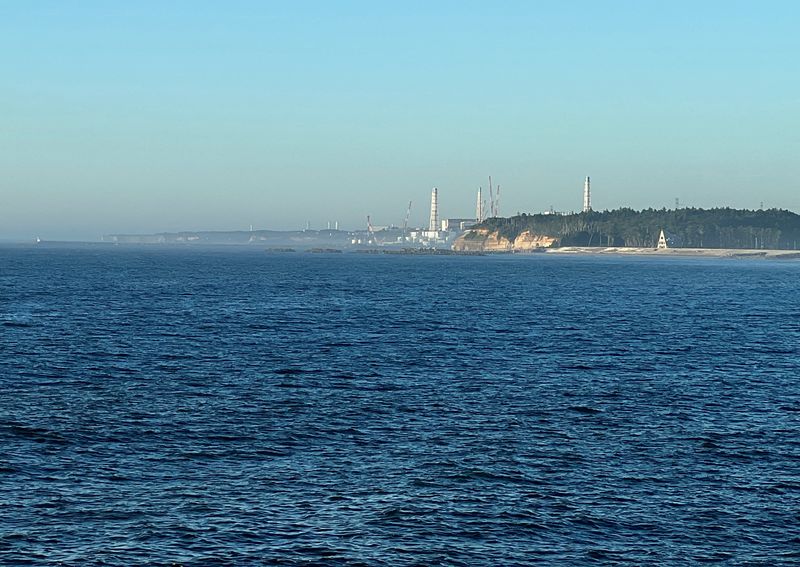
488;176;494;218
367;215;376;244
403;201;412;236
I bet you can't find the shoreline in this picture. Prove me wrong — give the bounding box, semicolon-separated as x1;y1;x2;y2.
6;241;800;260
545;246;800;260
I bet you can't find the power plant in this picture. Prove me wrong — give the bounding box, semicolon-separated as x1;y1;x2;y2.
347;173;594;247
359;174;595;246
108;173;605;249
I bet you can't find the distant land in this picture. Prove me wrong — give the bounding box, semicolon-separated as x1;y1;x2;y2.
100;227;444;250
454;207;800;252
100;207;800;257
103;229;363;249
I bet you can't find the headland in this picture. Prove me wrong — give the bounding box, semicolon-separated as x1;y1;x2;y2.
454;207;800;255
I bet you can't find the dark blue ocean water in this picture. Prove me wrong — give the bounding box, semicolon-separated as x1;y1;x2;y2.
1;246;799;565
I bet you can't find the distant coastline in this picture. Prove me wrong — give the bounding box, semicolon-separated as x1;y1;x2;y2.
455;207;800;253
545;246;800;260
74;207;800;261
21;240;800;261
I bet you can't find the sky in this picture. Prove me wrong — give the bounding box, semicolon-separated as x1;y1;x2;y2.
2;1;799;240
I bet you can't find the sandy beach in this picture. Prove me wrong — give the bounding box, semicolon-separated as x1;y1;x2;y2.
546;247;800;260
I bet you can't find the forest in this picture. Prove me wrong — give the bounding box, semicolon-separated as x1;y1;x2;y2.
479;208;800;249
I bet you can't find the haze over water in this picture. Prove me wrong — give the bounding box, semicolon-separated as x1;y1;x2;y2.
2;246;799;564
3;2;800;240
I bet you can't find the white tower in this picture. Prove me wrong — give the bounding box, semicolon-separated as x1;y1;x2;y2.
429;187;439;232
476;187;483;222
583;176;591;213
657;229;668;249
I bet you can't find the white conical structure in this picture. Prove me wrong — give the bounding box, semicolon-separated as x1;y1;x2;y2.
657;229;668;249
429;187;439;232
583;176;591;213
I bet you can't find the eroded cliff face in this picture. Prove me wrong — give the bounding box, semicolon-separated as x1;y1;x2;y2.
512;231;557;250
452;229;511;252
452;229;556;252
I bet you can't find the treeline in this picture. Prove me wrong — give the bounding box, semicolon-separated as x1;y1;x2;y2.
480;208;800;249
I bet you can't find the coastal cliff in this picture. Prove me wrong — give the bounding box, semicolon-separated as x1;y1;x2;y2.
475;208;800;250
452;229;556;252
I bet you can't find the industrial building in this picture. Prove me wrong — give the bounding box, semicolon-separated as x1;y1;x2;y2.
441;218;477;232
359;178;505;248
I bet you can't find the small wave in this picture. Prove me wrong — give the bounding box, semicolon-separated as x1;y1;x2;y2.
693;551;735;562
253;447;292;457
569;405;602;414
1;422;69;444
247;323;276;330
206;433;257;442
366;383;404;392
446;468;533;485
275;368;318;375
410;477;439;487
333;373;357;380
2;320;33;328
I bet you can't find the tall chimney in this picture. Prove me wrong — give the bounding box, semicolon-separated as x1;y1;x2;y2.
429;187;439;232
583;176;591;213
476;187;483;222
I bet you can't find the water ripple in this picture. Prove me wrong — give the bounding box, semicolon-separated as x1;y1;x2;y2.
1;247;799;564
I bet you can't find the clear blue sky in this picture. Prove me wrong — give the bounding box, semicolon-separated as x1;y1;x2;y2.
2;1;798;239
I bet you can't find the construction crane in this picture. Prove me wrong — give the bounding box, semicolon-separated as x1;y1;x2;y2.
402;201;412;239
367;215;377;244
488;176;494;218
496;185;501;218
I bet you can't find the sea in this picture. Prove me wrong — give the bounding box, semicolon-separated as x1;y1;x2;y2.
1;245;799;566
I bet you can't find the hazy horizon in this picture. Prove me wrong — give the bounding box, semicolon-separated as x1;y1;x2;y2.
3;1;799;241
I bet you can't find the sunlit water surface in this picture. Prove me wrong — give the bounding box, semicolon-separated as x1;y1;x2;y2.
1;246;799;565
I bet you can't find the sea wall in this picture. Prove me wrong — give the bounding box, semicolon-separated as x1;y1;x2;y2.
452;229;556;252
